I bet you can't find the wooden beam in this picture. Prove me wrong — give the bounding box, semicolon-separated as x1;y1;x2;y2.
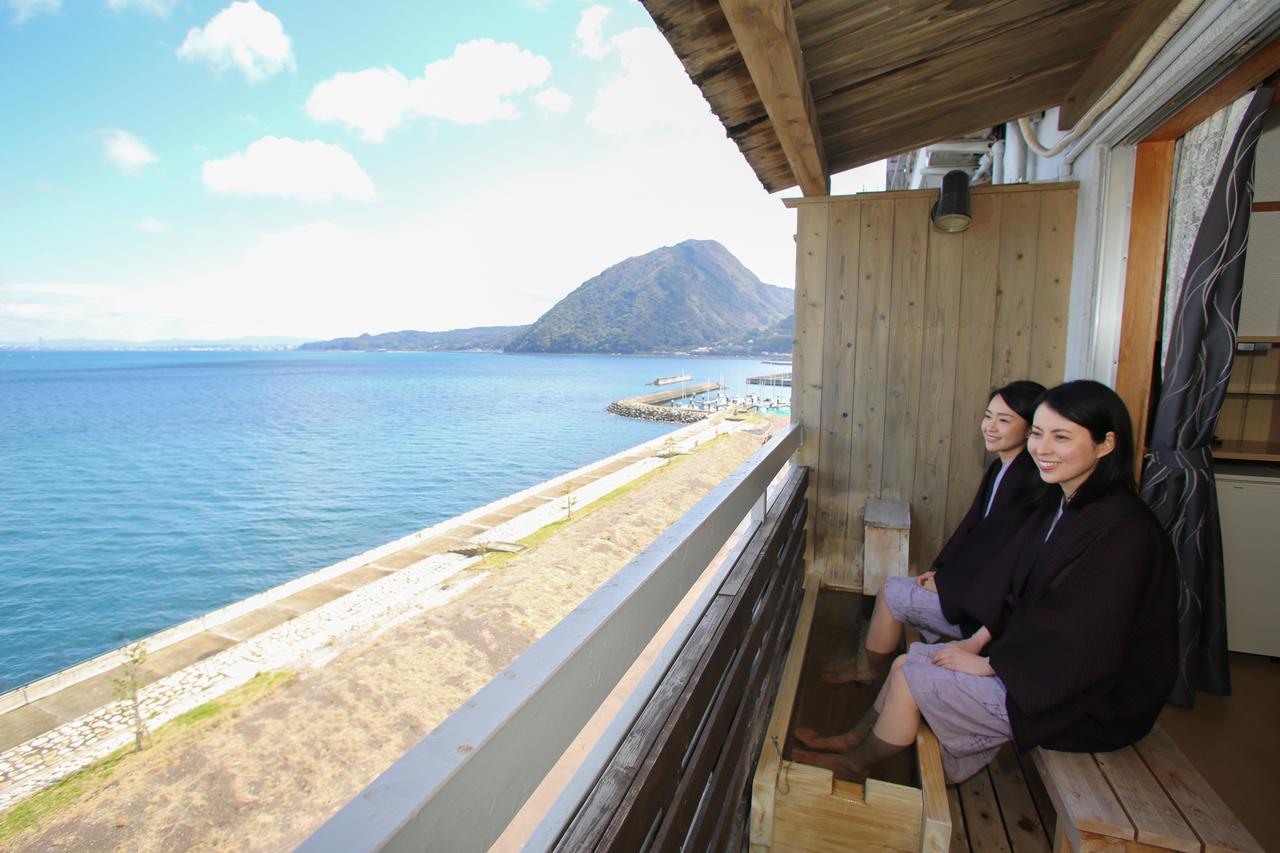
1115;139;1175;478
1145;34;1280;141
720;0;829;196
1058;0;1185;130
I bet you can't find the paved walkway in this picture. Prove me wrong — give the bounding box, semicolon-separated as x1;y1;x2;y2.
0;415;740;811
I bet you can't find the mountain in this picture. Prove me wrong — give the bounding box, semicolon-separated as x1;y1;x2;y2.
0;336;308;350
504;239;793;354
299;325;527;352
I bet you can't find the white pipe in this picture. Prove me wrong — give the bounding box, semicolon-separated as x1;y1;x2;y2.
991;139;1005;183
1006;121;1027;182
972;151;993;183
1016;0;1205;160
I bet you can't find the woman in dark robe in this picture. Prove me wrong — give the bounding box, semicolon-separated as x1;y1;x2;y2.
794;380;1178;783
818;380;1044;687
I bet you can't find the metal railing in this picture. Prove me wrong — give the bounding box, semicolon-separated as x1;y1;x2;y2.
301;422;802;852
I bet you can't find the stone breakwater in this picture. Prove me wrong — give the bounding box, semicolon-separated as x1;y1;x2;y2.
606;399;708;424
607;380;721;424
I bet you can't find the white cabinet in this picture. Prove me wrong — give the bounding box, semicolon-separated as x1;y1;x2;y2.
1216;467;1280;657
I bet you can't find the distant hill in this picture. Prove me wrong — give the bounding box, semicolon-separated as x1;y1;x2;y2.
299;325;527;352
504;239;792;354
0;336;308;351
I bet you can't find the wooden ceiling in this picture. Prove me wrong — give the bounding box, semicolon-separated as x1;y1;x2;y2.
641;0;1184;194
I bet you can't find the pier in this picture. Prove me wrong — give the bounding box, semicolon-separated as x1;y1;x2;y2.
650;374;692;386
746;372;792;387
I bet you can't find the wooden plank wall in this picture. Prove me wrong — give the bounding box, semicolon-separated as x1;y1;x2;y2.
788;183;1077;586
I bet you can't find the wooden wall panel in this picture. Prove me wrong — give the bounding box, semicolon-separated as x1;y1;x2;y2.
814;202;862;585
847;199;896;569
1029;190;1077;385
792;204;828;577
991;192;1041;388
945;193;1003;537
789;183;1078;586
880;197;930;505
911;229;965;566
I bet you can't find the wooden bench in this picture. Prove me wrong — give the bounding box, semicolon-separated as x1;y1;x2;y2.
1034;729;1263;852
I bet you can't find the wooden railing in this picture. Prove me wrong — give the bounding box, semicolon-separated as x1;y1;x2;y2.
301;423;802;852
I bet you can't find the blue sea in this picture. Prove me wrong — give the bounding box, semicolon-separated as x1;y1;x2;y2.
0;350;787;692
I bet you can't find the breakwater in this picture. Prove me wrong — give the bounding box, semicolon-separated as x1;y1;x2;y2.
607;382;721;424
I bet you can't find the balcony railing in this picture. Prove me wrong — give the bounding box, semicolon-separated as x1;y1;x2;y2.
301;422;803;851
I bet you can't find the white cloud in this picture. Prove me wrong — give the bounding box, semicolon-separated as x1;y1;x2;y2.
533;86;572;115
8;0;60;24
138;217;167;232
177;1;294;83
107;0;176;15
202;137;376;202
575;5;612;59
306;67;414;143
101;129;158;174
307;39;552;140
587;28;713;136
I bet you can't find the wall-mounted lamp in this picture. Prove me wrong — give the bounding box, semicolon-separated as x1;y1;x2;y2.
931;169;972;232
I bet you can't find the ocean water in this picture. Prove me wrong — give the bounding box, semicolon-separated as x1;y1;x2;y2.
0;350;787;691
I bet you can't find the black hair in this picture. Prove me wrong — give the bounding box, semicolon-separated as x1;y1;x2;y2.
1033;380;1136;503
989;380;1045;425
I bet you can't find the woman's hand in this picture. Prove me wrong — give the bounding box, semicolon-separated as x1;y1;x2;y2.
931;644;994;676
916;570;937;592
952;626;991;656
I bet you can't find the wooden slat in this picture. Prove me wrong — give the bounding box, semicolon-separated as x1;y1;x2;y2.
1146;34;1280;142
847;198;896;550
679;561;803;851
815;201;862;585
910;227;964;568
916;724;953;853
1028;190;1076;386
1134;726;1265;853
1017;748;1059;844
990;190;1041;388
988;745;1052;853
1116;141;1175;468
660;552;799;850
750;577;820;846
946;191;1003;536
951;784;974;853
1094;746;1199;852
1252;200;1280;212
880;196;931;502
1058;0;1185;128
960;768;1015;853
1032;749;1134;848
719;0;829;196
793;203;827;579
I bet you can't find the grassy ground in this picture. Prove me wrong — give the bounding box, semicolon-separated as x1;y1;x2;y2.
0;671;295;846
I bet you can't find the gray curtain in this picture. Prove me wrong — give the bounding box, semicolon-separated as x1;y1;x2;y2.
1140;86;1273;708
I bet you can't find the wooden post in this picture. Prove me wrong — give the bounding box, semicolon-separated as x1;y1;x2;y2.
862;499;910;595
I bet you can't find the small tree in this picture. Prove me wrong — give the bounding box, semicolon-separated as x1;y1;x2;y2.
112;640;149;752
563;484;579;520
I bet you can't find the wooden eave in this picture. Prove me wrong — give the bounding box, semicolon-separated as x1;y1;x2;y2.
642;0;1159;194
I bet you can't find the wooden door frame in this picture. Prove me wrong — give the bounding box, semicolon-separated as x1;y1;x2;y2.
1114;37;1280;474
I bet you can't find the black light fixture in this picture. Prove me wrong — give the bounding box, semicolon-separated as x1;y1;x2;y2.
931;169;972;232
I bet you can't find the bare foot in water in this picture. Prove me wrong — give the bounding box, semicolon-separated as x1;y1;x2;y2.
793;728;859;752
791;748;870;782
818;656;872;685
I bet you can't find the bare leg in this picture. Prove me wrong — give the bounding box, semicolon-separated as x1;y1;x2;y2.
797;655;899;750
820;590;903;684
794;660;918;781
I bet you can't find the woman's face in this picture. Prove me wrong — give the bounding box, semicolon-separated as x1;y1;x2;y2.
1027;403;1115;497
981;394;1030;457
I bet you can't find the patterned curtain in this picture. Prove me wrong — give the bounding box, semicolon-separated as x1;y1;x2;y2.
1140;86;1273;708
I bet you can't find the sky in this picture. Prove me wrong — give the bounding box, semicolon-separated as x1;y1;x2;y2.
0;0;884;343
